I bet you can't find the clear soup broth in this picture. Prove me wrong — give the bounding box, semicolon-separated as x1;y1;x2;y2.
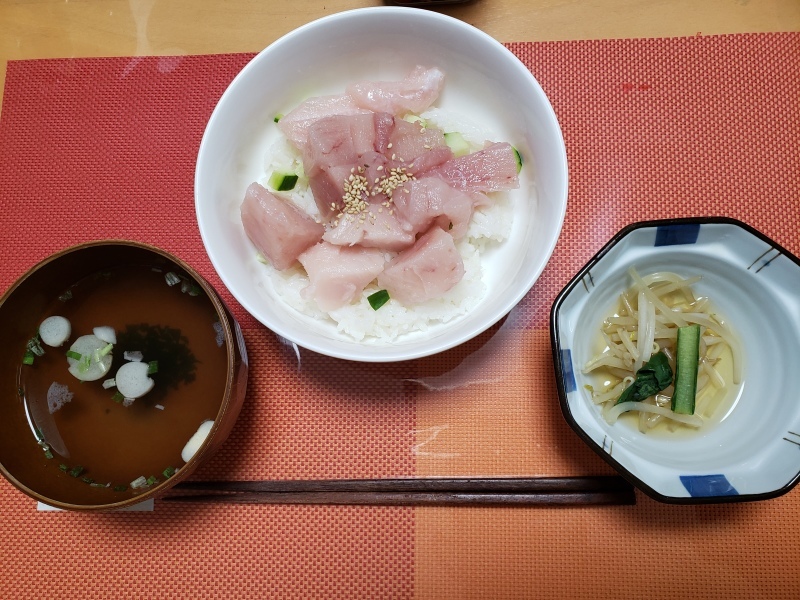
14;261;229;506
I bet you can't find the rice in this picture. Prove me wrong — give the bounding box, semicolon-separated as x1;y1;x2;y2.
257;110;514;342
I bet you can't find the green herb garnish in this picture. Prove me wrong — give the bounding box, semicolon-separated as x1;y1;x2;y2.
68;465;85;478
22;350;35;366
65;350;82;360
147;361;159;375
111;391;124;403
113;485;128;493
146;475;158;486
616;351;673;404
162;466;176;478
367;289;390;311
58;463;68;472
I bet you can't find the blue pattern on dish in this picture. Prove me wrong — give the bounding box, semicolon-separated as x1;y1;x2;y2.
560;349;577;394
679;474;739;497
654;223;701;246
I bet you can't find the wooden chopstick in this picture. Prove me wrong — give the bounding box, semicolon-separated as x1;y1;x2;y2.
162;477;636;506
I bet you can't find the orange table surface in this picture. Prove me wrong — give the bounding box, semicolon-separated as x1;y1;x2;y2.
1;32;799;599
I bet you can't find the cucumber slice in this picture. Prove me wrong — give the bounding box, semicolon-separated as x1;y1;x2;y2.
512;146;523;173
268;171;299;192
671;324;701;415
444;132;470;157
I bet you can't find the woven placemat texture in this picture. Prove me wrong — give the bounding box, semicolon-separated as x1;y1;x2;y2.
0;32;798;600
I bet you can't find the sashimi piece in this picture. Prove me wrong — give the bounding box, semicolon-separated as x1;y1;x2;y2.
377;227;465;305
346;66;445;116
278;94;371;151
388;119;449;164
431;142;520;192
307;163;353;220
402;146;453;176
241;182;324;270
392;177;474;239
305;113;378;169
323;201;415;252
298;242;386;311
373;112;396;154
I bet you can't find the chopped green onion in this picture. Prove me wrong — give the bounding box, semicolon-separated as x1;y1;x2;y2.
43;449;53;459
113;485;128;492
58;290;73;302
147;361;159;375
130;476;148;489
274;113;284;123
58;463;68;472
65;350;82;360
96;343;114;359
22;350;35;366
68;465;84;478
78;354;92;373
367;289;390;311
165;271;181;287
146;475;158;486
111;391;124;403
27;336;45;357
162;466;177;478
81;476;95;485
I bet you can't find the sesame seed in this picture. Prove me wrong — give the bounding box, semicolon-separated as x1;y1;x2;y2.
387;143;393;149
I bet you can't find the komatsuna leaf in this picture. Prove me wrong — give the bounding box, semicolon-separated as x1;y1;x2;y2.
615;351;674;405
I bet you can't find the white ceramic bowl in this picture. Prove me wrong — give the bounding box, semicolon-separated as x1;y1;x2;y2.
551;217;800;503
195;7;568;362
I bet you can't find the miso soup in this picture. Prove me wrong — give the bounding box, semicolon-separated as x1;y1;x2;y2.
17;264;229;505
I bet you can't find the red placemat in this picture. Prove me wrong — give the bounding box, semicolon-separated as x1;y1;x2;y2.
0;32;799;600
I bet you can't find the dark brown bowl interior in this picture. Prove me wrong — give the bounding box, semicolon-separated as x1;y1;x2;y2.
0;241;247;511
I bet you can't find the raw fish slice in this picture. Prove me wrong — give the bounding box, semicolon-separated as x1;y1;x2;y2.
377;227;465;304
298;242;386;311
241;182;324;270
388;119;449;164
323;202;415;252
373;112;396;154
403;146;453;176
346;66;445;116
278;94;371;151
305;113;378;169
392;177;474;239
358;151;389;190
431;142;520;192
307;164;353;220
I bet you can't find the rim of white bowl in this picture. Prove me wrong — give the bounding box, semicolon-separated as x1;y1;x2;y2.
195;6;568;362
